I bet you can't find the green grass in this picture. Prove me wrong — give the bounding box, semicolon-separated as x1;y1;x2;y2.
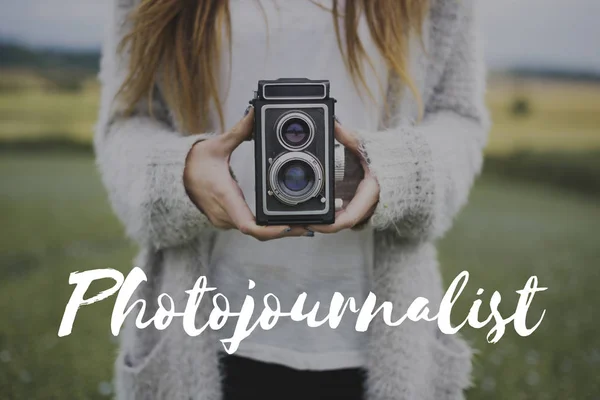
0;70;99;143
486;76;600;154
0;153;599;399
439;175;600;399
0;154;134;400
484;151;600;197
1;69;600;156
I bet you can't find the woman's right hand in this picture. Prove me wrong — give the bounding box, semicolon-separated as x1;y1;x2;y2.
184;107;308;241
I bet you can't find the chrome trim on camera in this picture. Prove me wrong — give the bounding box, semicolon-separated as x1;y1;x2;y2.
268;152;324;206
262;83;328;100
261;104;330;216
276;111;315;152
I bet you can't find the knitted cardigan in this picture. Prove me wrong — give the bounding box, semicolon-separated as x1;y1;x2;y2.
94;0;490;399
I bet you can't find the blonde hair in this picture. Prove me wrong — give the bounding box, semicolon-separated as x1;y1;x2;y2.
118;0;429;134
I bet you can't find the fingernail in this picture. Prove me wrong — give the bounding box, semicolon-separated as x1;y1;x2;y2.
334;115;342;125
244;105;253;117
304;231;315;237
282;227;292;234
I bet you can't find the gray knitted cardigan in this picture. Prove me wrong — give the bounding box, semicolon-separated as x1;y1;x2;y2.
95;0;490;399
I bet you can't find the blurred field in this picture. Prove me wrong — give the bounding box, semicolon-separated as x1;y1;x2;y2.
0;70;99;143
1;69;600;154
0;154;134;400
487;75;600;154
0;154;599;399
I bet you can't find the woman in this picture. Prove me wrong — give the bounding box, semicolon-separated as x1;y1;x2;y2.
95;0;489;399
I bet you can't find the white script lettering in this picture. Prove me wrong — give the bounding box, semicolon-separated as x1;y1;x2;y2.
58;269;547;352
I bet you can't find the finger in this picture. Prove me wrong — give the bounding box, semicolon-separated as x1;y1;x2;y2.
307;212;350;234
308;176;379;234
211;217;235;230
219;181;306;240
334;121;361;154
335;123;373;180
342;176;379;224
198;195;233;230
220;107;255;154
286;226;312;237
210;203;237;230
351;204;377;231
243;222;307;241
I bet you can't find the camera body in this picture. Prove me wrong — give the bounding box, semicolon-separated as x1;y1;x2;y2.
252;78;336;226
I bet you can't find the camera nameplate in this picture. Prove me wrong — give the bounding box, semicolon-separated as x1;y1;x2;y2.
262;82;328;101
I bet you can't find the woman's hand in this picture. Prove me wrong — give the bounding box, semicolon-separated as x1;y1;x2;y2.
184;108;308;241
308;121;380;234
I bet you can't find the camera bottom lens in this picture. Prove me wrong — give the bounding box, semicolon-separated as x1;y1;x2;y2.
269;152;324;206
279;161;315;195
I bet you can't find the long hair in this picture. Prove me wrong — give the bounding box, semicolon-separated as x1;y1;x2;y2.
117;0;429;134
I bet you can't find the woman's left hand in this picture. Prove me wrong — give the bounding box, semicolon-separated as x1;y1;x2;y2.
307;121;380;233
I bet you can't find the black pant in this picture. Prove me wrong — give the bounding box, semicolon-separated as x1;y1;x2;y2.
221;354;366;400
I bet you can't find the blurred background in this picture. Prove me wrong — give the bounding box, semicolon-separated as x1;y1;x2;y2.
0;0;599;399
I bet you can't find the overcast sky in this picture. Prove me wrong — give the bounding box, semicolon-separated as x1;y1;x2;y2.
1;0;599;72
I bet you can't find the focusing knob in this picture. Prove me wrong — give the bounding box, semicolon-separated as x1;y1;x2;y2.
334;141;345;183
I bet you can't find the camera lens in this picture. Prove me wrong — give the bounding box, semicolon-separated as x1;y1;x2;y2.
268;152;324;206
282;119;310;147
279;162;314;193
276;112;314;151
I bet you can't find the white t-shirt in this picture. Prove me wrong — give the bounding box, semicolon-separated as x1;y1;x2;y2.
209;0;388;371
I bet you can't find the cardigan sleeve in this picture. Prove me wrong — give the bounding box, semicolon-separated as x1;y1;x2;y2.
94;0;215;249
355;0;490;240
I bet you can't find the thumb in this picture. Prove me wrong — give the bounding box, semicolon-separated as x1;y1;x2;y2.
334;121;361;154
221;106;255;153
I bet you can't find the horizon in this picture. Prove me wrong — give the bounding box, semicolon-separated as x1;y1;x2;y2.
4;38;600;77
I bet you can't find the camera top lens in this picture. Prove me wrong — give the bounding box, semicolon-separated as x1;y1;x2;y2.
276;112;315;150
283;120;309;146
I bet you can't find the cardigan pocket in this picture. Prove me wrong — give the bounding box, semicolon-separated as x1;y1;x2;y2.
114;329;174;400
429;332;473;400
118;332;169;374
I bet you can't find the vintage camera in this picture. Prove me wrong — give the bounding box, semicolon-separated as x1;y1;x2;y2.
251;78;343;226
